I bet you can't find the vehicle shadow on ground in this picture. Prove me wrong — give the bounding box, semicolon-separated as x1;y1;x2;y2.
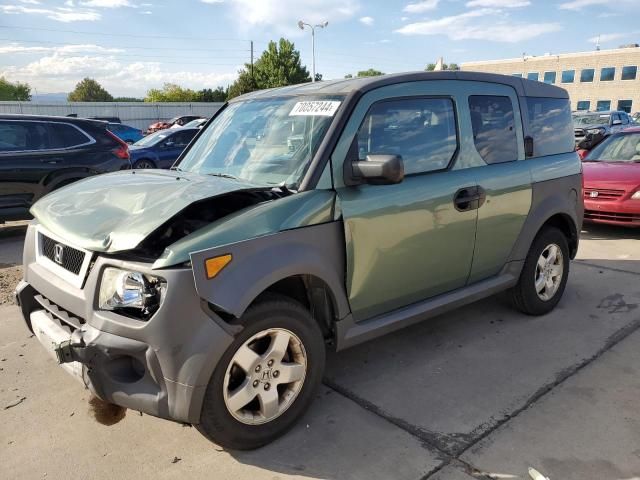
0;221;28;240
227;257;640;480
581;223;640;241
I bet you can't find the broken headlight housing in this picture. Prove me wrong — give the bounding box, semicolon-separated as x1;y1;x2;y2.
98;268;166;320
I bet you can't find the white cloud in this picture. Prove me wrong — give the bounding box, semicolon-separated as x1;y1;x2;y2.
228;0;360;34
403;0;439;14
558;0;606;9
140;9;152;14
466;0;530;7
587;31;640;44
359;16;374;26
0;43;125;55
395;9;561;42
0;5;100;22
1;54;237;95
79;0;134;7
17;0;41;4
201;0;224;3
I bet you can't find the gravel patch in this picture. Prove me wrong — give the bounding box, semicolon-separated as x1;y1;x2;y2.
0;266;22;305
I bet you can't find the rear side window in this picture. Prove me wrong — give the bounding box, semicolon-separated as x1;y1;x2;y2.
468;95;518;164
171;130;197;147
49;123;92;149
0;121;50;152
356;97;458;175
525;97;574;157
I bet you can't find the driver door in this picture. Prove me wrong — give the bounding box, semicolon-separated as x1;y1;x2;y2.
333;83;478;321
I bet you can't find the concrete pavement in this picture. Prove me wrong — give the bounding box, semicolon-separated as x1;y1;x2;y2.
1;223;639;479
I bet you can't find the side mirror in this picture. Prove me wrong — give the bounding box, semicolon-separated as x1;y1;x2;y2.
612;119;622;126
351;154;404;185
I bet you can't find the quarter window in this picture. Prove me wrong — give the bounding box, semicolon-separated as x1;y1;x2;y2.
468;95;518;164
543;71;556;84
49;123;92;149
561;70;575;83
596;100;611;111
600;67;615;81
576;100;590;111
621;66;637;80
356;97;458;175
580;68;594;82
526;97;575;158
0;121;50;152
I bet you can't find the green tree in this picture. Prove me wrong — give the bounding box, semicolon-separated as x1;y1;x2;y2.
426;63;459;71
0;77;31;101
67;78;113;102
344;73;353;79
197;87;228;102
356;68;385;77
113;96;143;102
144;83;199;102
227;38;311;99
426;63;437;71
448;63;460;71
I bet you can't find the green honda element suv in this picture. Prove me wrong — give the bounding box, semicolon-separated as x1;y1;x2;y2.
16;72;582;450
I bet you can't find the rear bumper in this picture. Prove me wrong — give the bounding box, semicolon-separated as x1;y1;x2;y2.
16;224;234;423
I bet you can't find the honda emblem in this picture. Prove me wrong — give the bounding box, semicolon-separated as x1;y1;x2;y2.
53;244;64;265
590;191;599;198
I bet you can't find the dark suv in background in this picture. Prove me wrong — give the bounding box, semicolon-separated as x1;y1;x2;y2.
0;115;131;222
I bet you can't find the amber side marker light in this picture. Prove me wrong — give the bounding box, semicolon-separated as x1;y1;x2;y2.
205;254;232;279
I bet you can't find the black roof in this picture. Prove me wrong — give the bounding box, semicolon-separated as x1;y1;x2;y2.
232;71;569;102
0;114;109;128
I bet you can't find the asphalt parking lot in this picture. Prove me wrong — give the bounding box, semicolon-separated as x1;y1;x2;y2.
1;222;639;480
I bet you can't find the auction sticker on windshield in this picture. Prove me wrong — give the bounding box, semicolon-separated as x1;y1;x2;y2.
290;101;341;117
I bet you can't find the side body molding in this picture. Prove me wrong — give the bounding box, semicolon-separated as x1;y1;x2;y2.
190;221;351;320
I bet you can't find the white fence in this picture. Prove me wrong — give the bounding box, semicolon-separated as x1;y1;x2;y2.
0;102;224;130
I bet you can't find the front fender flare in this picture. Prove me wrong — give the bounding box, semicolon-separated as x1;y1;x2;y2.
190;221;350;320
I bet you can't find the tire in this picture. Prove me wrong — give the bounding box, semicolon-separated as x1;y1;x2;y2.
196;295;326;450
509;226;570;316
133;159;155;169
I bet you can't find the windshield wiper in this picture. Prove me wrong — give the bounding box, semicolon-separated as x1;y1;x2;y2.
207;172;238;180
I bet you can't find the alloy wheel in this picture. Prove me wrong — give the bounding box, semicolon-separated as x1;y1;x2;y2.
534;243;564;301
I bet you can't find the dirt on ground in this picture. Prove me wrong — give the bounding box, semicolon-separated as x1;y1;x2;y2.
0;266;22;305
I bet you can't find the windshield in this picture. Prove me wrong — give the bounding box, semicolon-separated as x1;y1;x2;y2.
183;119;206;128
574;114;610;126
133;130;170;147
177;96;343;187
586;132;640;162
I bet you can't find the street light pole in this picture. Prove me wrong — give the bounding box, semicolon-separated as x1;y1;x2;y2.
298;20;328;82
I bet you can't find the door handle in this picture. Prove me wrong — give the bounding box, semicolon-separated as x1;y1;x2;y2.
454;186;486;212
40;158;63;164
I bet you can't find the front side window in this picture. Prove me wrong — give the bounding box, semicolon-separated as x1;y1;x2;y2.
561;70;575;83
621;66;637;81
543;71;556;84
178;96;342;187
356;97;458;175
169;130;196;147
468;95;518;164
0;121;50;152
580;68;595;82
49;123;92;149
576;100;590;111
526;97;574;158
596;100;611;111
527;72;539;81
600;67;615;81
617;100;633;114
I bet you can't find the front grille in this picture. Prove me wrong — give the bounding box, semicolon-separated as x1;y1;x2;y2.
34;294;85;331
583;188;625;201
40;235;86;274
585;209;640;223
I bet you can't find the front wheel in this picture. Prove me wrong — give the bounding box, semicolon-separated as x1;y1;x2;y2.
509;226;570;315
196;295;325;450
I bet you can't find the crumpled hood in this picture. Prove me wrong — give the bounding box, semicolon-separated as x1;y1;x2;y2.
31;169;262;253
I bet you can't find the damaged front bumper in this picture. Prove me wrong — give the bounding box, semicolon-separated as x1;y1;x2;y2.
16;224;235;424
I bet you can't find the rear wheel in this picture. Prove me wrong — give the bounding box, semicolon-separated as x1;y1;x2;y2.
196;295;325;450
509;226;570;315
133;159;155;169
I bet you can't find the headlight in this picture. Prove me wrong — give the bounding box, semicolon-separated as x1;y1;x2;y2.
632;190;640;200
586;127;605;135
99;268;165;320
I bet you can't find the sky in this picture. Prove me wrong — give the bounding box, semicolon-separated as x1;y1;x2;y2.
0;0;638;97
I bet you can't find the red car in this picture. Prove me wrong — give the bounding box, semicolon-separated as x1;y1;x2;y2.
582;127;640;227
146;115;203;134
